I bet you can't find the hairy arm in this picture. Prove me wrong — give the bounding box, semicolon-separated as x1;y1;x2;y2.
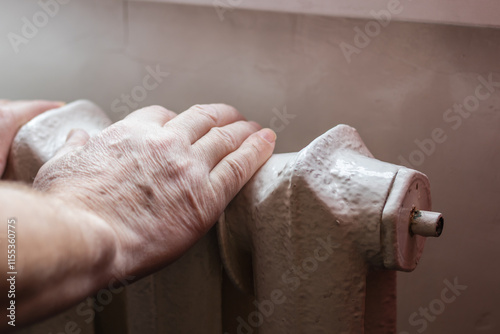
0;183;117;331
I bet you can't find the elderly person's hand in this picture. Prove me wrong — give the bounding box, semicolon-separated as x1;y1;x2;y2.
0;102;275;330
0;100;63;177
34;104;276;277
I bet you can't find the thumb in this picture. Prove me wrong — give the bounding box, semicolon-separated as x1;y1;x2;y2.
53;129;90;160
33;129;90;188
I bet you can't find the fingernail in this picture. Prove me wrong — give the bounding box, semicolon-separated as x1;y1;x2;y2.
55;101;66;107
258;129;276;143
66;129;77;140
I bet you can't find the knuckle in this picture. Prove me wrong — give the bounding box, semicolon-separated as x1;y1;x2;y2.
241;137;264;161
249;139;264;155
190;104;218;125
211;127;238;149
225;156;249;184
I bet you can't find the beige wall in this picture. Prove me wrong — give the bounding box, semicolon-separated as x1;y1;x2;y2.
1;0;499;333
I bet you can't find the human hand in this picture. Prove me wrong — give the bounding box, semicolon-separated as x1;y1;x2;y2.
0;100;64;177
33;104;276;277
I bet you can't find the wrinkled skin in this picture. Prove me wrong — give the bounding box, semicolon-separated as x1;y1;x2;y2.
33;104;276;276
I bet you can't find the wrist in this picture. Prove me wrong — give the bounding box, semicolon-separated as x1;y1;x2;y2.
57;193;121;281
36;185;125;286
33;175;166;278
0;183;125;322
42;185;145;278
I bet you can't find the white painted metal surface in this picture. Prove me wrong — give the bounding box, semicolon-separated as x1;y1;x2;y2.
5;100;111;182
219;124;442;333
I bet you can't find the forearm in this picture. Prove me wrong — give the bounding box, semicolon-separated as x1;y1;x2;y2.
0;182;118;331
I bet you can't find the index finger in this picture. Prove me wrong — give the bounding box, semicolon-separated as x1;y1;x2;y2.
209;128;276;205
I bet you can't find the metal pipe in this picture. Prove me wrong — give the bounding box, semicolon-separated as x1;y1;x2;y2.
411;210;444;237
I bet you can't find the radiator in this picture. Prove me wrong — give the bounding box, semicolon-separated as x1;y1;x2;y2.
11;100;443;334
